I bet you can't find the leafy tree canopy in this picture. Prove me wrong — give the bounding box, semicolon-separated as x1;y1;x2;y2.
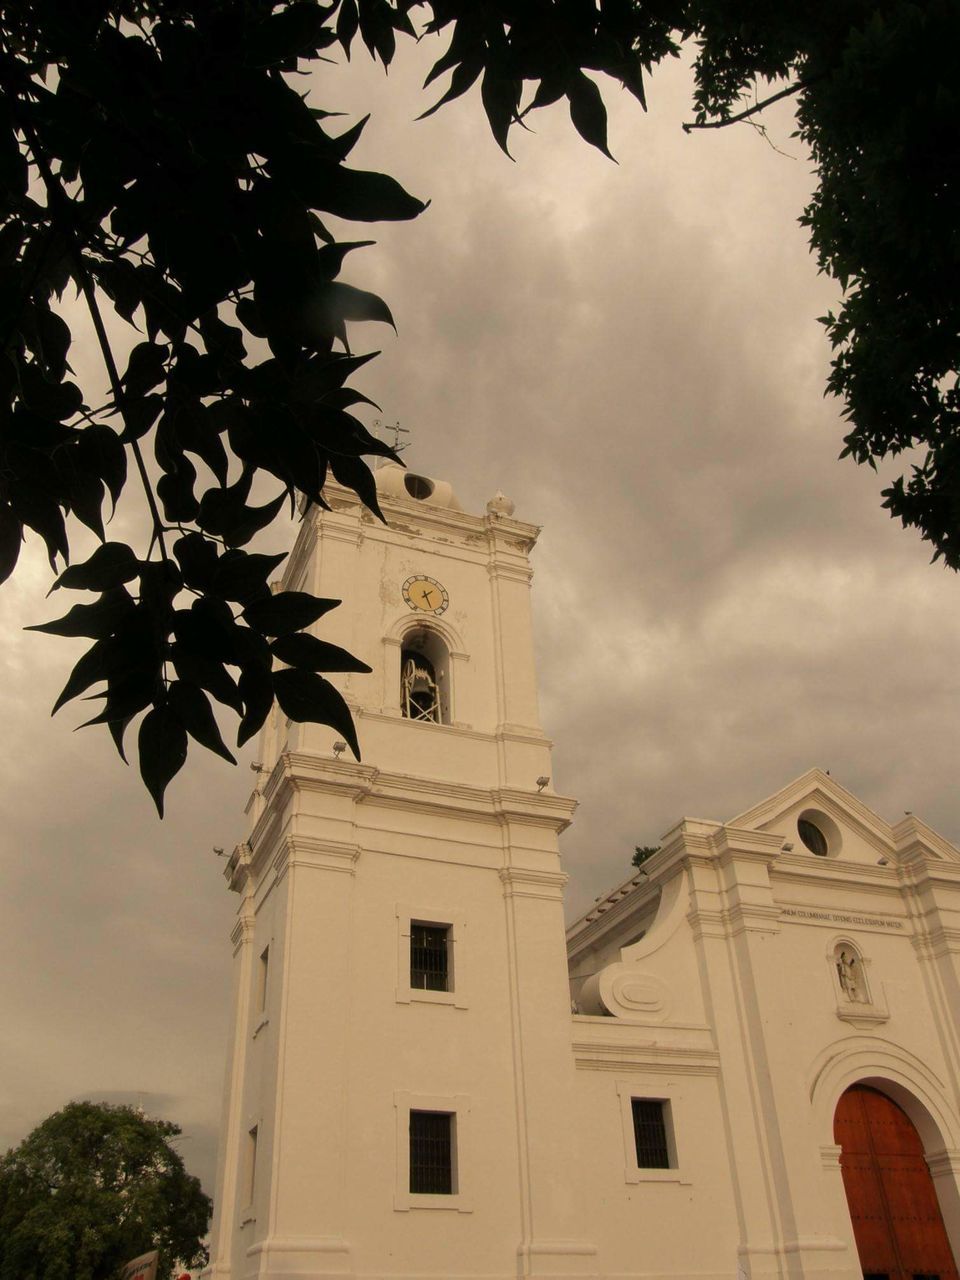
0;1101;210;1280
632;844;660;868
1;0;956;813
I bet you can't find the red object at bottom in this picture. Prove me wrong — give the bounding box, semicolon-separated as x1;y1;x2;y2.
834;1084;959;1280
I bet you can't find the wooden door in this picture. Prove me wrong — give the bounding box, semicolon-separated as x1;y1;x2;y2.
834;1085;959;1280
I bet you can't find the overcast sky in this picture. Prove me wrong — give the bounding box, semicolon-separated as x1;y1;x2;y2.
2;37;958;1197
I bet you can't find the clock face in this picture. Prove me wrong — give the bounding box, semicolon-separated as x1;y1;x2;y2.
402;575;449;615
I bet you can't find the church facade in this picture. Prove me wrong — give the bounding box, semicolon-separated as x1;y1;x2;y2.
204;467;960;1280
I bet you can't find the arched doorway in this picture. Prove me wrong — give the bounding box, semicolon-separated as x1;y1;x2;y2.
835;1084;959;1280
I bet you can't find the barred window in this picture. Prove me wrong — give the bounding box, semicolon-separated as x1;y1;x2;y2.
409;1110;453;1194
631;1099;670;1169
411;923;449;991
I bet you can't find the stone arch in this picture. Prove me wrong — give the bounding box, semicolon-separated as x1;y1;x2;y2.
385;609;467;656
809;1035;960;1149
382;614;467;723
809;1036;960;1262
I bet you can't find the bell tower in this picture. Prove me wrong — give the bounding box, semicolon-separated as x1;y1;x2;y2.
205;465;594;1280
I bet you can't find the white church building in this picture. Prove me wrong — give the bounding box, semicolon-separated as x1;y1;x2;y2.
204;466;960;1280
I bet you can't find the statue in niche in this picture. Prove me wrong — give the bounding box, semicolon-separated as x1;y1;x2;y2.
835;947;867;1003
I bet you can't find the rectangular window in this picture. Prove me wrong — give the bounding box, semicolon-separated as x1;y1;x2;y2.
246;1125;259;1204
257;945;269;1012
632;1099;670;1169
410;923;449;991
409;1110;453;1194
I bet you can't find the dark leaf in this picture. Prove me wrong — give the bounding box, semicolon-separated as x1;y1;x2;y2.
76;426;127;514
284;157;428;222
237;664;274;747
567;73;613;158
242;591;340;637
170;645;244;715
0;506;22;584
173;532;220;591
53;542;139;592
27;588;135;638
255;3;338;65
34;308;72;382
328;453;385;520
273;668;360;758
337;0;359;54
65;468;106;540
224;490;288;549
196;468;253;537
418;54;484;120
51;639;113;714
107;714;134;763
157;466;200;523
11;489;69;568
235;297;267;338
480;61;519;156
80;665;157;730
271;632;371;673
168;680;236;764
213;549;287;603
122;342;169;397
138;705;189;817
118;395;164;442
20;366;83;421
319;282;395;329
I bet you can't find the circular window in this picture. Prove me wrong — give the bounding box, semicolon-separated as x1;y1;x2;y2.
798;818;828;856
404;473;435;501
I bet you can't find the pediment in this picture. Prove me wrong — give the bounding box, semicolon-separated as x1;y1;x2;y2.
729;768;960;868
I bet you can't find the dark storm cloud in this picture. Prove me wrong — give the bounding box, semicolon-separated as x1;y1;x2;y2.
3;38;958;1191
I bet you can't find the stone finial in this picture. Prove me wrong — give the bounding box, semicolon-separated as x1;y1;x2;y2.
486;490;515;517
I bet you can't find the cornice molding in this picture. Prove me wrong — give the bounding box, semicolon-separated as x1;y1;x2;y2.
315;478;541;547
486;560;534;585
499;867;568;900
686;902;782;938
892;814;960;864
225;842;253;894
230;914;255;952
273;834;361;883
572;1040;721;1075
730;767;892;840
272;752;576;826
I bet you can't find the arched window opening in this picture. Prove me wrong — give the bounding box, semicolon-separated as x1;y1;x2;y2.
401;629;450;724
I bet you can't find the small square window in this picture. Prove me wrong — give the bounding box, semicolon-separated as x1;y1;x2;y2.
632;1099;670;1169
396;906;466;1008
409;1110;453;1195
411;923;449;991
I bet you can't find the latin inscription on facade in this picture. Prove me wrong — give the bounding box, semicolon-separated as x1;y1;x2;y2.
781;908;904;930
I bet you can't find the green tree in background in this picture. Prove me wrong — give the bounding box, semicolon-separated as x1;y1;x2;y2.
632;845;660;869
0;1101;210;1280
1;2;956;812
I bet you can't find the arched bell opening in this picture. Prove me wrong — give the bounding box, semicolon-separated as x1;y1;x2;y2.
834;1083;960;1280
400;627;451;725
